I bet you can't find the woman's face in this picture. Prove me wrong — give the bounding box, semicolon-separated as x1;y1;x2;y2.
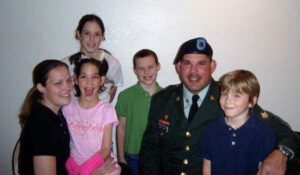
37;66;73;114
77;21;104;55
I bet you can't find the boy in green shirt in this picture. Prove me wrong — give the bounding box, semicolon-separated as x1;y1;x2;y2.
115;49;162;175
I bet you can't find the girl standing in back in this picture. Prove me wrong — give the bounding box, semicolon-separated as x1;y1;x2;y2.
63;14;123;102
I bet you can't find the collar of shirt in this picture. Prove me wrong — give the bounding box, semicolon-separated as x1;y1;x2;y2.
183;83;210;118
135;81;162;96
219;111;257;131
80;49;105;60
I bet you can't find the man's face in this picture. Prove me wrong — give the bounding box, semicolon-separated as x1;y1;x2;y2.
176;54;216;94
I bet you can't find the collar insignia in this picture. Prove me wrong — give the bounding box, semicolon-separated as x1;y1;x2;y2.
210;95;215;101
261;111;269;119
176;96;180;102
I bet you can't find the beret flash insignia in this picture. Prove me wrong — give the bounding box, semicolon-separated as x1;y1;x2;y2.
196;38;206;51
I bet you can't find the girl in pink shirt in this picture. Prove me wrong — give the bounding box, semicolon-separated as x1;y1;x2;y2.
63;59;120;175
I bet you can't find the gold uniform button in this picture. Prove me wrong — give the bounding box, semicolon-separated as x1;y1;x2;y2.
185;131;191;137
180;172;186;175
183;159;189;165
185;145;190;151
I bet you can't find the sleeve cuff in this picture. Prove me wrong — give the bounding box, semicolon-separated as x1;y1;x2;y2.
278;145;295;160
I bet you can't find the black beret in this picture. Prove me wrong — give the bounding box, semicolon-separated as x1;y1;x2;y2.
173;37;213;64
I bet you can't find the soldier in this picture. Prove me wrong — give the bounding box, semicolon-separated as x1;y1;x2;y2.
139;37;300;175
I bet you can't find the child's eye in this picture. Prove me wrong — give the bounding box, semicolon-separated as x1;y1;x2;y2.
221;93;227;97
233;94;240;98
92;75;100;79
79;75;86;79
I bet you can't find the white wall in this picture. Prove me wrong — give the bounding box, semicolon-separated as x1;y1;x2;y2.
0;0;299;174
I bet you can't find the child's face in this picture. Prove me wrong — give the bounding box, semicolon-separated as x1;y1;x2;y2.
77;21;104;55
219;90;254;119
134;56;160;87
75;63;105;101
37;66;73;113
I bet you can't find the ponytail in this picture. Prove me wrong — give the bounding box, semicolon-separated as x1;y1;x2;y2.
18;87;41;128
69;52;83;66
100;59;108;76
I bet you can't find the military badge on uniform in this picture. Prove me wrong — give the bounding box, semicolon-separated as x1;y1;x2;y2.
158;115;170;134
196;38;207;51
210;95;215;101
260;111;269;119
176;96;180;102
159;115;170;126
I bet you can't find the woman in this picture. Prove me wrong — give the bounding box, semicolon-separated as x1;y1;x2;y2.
18;60;73;175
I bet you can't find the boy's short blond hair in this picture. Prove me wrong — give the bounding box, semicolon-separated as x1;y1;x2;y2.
219;70;260;102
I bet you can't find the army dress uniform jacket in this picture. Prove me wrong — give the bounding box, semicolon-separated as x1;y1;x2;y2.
139;79;300;175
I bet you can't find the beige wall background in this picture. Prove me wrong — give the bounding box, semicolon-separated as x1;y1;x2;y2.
0;0;299;174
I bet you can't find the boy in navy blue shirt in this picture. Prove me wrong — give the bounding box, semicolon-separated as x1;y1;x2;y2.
198;70;275;175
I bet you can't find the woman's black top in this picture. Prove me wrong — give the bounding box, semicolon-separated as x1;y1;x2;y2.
19;102;70;175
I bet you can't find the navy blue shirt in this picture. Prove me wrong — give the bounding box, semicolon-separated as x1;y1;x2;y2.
198;113;275;175
19;102;70;175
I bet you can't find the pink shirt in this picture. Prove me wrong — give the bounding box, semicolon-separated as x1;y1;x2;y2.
63;100;119;165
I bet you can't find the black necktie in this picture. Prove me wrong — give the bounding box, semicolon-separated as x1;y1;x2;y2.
188;95;199;122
